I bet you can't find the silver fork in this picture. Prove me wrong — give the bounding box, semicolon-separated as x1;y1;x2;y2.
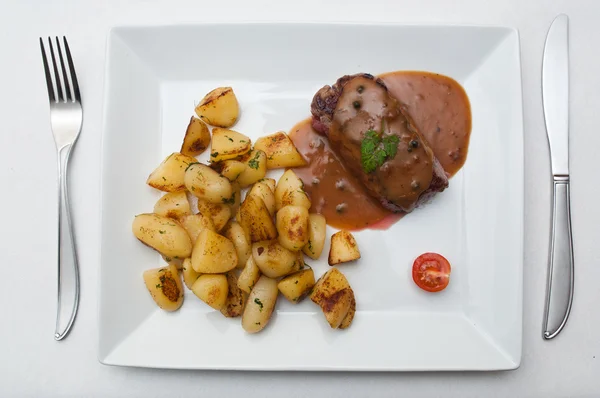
40;37;82;341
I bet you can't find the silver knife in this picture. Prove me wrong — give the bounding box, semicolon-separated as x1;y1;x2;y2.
542;14;574;340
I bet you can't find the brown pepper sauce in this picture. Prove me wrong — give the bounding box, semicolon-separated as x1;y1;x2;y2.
288;71;471;231
290;119;390;230
380;71;472;176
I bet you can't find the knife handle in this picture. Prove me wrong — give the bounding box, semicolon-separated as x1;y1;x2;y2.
543;175;574;339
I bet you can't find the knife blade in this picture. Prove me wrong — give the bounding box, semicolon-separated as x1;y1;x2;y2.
542;14;574;340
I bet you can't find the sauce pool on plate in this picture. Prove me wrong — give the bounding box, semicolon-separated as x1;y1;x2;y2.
289;70;472;231
289;119;392;231
380;71;471;177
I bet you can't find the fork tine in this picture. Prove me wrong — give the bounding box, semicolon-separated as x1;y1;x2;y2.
63;37;81;102
55;37;72;102
47;37;64;102
39;38;55;103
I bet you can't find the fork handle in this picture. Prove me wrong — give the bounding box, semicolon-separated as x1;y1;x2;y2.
55;144;80;341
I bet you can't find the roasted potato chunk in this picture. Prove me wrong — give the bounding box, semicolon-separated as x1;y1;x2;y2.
276;205;309;251
239;194;277;243
195;87;239;128
260;178;276;192
339;294;356;329
197;200;232;232
275;169;311;210
277;268;315;303
218;160;246;182
228;181;241;215
192;274;228;310
235;206;242;224
147;152;197;192
180;116;210;156
132;213;192;258
143;264;184;311
182;258;201;290
242;276;278;334
252;240;302;278
223;221;251;268
210;128;251;162
302;213;326;260
311;268;351;304
237;150;267;187
248;181;275;216
296;250;306;269
179;213;215;243
184;162;232;204
220;271;247;318
328;230;361;265
237;256;261;293
153;191;191;219
322;288;354;329
310;268;355;329
191;229;237;273
254;131;307;169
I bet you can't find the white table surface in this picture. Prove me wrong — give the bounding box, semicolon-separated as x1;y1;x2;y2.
1;0;599;396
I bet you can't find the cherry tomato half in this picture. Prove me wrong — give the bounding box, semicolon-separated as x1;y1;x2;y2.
412;253;451;292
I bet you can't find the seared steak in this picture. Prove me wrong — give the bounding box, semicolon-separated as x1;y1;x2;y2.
311;73;448;213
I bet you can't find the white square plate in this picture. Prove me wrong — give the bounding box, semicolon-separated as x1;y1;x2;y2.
99;23;523;371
